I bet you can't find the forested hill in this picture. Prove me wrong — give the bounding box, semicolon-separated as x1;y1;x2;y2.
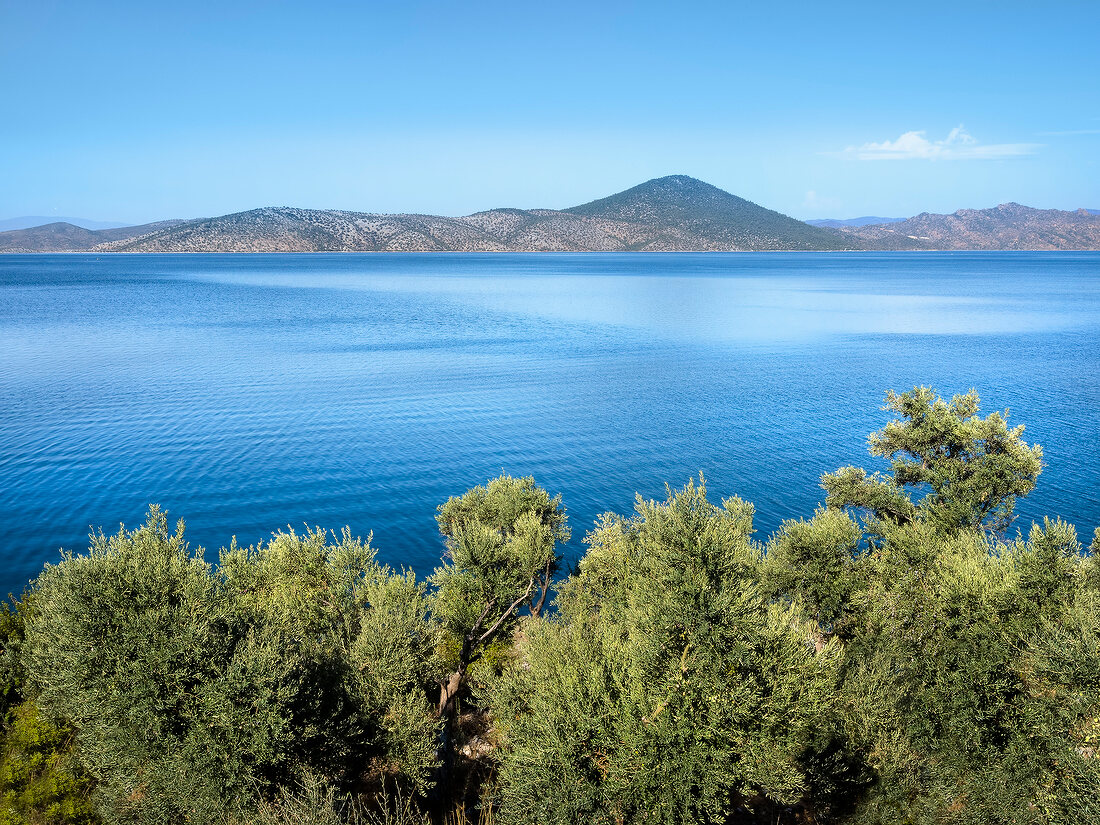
562;175;850;250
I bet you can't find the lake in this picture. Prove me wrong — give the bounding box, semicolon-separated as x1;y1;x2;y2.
1;252;1098;594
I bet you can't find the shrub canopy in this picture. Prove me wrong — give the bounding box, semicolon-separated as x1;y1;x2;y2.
3;389;1098;825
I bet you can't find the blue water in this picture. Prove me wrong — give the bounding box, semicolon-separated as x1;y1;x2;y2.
1;252;1098;594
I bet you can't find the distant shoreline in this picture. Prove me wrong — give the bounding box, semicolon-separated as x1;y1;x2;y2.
5;177;1099;254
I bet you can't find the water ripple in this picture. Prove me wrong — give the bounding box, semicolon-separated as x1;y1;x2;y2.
1;252;1098;592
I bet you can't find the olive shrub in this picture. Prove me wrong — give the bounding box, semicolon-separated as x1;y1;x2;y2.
7;389;1100;825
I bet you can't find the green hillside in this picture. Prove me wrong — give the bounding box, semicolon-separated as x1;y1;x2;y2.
566;175;852;250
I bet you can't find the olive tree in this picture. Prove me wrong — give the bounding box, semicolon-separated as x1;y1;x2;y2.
763;508;865;640
430;475;569;719
838;517;1100;825
822;387;1043;534
24;508;224;823
773;390;1099;823
427;475;569;810
491;480;848;825
23;508;438;824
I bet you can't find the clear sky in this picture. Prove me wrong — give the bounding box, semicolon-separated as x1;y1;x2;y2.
2;0;1097;223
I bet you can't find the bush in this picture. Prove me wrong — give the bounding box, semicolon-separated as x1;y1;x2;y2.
23;508;438;824
837;518;1100;824
0;595;30;721
0;699;99;825
490;480;848;824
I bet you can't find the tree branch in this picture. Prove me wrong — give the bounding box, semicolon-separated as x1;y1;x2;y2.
531;560;553;617
476;577;536;647
467;597;498;640
644;643;693;725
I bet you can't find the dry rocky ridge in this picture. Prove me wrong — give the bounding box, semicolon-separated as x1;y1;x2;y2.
839;203;1100;250
89;176;850;253
2;177;1098;253
0;220;187;253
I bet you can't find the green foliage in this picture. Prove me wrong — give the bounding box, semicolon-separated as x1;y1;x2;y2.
823;388;1043;533
216;526;438;793
491;480;847;824
5;390;1098;825
838;518;1100;824
431;475;569;709
1;594;98;825
808;394;1095;822
347;562;440;787
24;507;223;823
0;700;99;825
433;475;569;641
487;395;1092;825
23;508;438;824
764;508;865;636
0;595;30;722
428;475;570;811
237;774;430;825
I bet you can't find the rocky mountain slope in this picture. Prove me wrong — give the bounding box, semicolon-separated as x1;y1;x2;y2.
842;203;1100;250
97;208;508;253
4;179;1098;253
0;220;187;252
91;176;855;253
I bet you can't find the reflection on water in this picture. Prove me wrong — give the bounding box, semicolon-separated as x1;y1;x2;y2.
168;252;1080;340
1;252;1098;593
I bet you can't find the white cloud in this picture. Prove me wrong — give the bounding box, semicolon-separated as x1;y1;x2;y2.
841;126;1040;160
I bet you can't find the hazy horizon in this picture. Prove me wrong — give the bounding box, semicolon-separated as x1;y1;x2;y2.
2;0;1097;224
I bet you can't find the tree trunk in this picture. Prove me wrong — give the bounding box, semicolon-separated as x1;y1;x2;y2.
438;669;463;717
531;563;552;618
432;668;465;814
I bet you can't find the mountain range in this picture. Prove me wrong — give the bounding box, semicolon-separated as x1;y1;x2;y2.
806;216;904;228
0;220;188;253
2;176;1098;253
0;216;133;231
837;203;1100;250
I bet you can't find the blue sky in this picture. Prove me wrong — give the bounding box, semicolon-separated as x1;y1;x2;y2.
2;0;1097;223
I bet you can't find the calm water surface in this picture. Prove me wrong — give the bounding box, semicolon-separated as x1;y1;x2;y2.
1;252;1098;593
